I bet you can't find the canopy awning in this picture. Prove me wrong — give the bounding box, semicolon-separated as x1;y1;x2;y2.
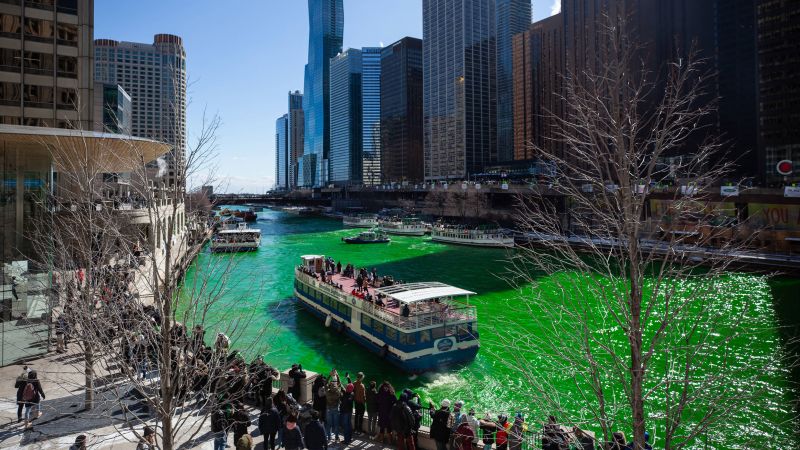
375;282;476;304
0;125;170;172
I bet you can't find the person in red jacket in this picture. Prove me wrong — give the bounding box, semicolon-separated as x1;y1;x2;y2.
495;415;510;450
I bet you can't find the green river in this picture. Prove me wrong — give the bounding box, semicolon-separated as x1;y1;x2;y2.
184;208;799;449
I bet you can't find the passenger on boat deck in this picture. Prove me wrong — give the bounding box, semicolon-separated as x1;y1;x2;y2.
336;261;342;274
402;304;410;317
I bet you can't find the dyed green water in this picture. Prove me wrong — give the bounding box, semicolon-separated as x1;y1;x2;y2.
184;209;797;448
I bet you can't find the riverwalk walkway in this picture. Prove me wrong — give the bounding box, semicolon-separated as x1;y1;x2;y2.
0;350;401;449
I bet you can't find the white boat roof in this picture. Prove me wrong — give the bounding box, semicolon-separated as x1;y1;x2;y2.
218;229;261;234
375;282;476;304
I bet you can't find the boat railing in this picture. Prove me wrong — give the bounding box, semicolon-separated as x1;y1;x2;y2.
296;270;476;330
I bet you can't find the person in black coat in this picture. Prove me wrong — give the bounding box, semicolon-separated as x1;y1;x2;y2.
282;415;304;450
429;399;452;450
22;370;45;429
304;410;328;450
391;393;417;450
259;398;282;450
14;367;28;422
288;364;306;401
231;402;250;445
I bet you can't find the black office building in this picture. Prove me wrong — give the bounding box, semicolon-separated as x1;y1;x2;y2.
380;37;424;183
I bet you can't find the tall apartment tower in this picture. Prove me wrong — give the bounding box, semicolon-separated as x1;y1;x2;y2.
495;0;532;162
757;0;799;185
328;48;362;186
302;0;344;187
94;34;187;186
0;0;94;129
423;0;497;181
275;114;289;190
361;47;382;186
512;13;564;161
380;37;424;184
288;91;304;189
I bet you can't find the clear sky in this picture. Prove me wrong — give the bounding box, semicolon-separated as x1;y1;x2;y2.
96;1;557;193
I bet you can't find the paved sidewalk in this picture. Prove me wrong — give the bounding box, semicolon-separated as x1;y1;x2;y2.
0;349;398;450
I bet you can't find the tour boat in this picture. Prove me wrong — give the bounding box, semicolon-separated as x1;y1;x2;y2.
343;229;391;244
210;222;261;252
294;255;480;373
431;226;515;248
343;214;379;228
379;217;427;236
233;208;258;222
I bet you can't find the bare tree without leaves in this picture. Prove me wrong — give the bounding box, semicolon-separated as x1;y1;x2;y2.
28;112;275;449
499;12;793;450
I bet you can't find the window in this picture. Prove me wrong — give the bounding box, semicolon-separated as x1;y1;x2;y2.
0;81;20;106
57;55;77;78
57;23;78;46
24;51;54;75
418;329;431;343
0;48;20;72
432;327;445;340
23;85;53;108
385;326;398;342
24;17;54;42
56;87;76;110
0;14;21;36
362;315;372;328
399;332;417;346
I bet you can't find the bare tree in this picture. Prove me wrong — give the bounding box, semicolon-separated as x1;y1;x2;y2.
27;113;275;449
501;12;790;450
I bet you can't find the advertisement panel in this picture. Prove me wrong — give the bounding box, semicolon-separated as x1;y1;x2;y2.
748;203;800;231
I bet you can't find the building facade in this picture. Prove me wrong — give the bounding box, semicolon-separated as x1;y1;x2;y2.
758;0;800;185
92;82;131;134
512;13;564;161
495;0;532;163
423;0;497;181
361;47;382;186
380;37;424;184
94;34;187;186
303;0;344;187
0;0;94;129
275;114;289;190
329;48;362;186
288;90;304;189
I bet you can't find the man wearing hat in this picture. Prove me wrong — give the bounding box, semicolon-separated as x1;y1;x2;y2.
429;399;453;450
137;426;156;449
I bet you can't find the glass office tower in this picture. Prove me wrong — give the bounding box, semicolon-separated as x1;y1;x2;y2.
423;0;497;180
361;47;382;186
303;0;344;187
275;114;289;190
495;0;532;162
288;91;304;189
329;49;362;185
381;37;424;184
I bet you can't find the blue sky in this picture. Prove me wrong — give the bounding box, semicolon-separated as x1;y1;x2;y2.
97;1;557;193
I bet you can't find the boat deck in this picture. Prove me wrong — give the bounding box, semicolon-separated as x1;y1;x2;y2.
328;273;403;314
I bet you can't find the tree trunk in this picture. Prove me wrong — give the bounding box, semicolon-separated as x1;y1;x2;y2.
84;341;94;410
629;252;646;449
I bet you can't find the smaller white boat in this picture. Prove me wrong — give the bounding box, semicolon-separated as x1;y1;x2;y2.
343;228;391;244
380;217;426;236
211;222;262;252
343;214;378;228
431;225;515;248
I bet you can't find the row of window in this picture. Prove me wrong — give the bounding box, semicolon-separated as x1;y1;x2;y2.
0;14;78;44
295;280;353;319
0;115;73;128
0;82;76;108
0;49;77;77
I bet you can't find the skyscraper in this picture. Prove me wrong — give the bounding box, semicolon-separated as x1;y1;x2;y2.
95;34;187;186
757;0;799;184
513;13;564;161
0;0;94;129
495;0;532;162
303;0;344;187
93;83;132;134
381;37;424;184
288;91;304;189
275;114;289;190
361;47;382;186
329;48;362;185
423;0;497;181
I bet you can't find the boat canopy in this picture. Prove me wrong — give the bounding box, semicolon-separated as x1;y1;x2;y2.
375;282;475;304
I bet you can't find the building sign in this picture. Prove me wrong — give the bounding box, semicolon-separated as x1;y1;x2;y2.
650;200;736;225
749;203;800;230
785;186;800;198
720;186;739;197
777;160;793;176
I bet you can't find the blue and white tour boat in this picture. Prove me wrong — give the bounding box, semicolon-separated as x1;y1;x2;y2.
294;255;480;373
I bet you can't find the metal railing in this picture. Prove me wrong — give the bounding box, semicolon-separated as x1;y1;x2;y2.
296;271;477;330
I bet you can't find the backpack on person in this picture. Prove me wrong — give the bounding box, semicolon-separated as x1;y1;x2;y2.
22;382;35;402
